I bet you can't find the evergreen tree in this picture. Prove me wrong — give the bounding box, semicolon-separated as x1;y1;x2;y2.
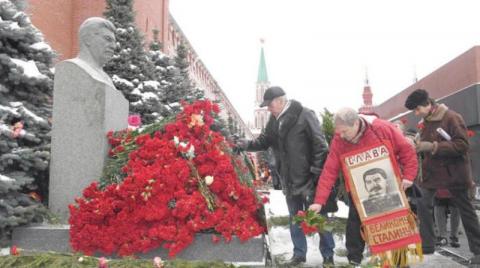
148;34;203;120
320;108;347;204
320;108;334;144
0;0;51;245
149;28;162;51
147;29;181;121
103;0;161;124
227;114;234;135
162;42;203;106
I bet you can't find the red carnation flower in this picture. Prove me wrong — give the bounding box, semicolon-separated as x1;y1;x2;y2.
296;210;306;217
10;245;19;256
128;114;142;127
211;235;220;243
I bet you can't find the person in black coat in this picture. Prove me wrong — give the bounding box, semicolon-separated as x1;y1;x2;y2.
237;86;336;266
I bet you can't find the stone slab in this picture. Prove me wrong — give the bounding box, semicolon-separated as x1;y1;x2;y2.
12;225;266;263
12;225;70;253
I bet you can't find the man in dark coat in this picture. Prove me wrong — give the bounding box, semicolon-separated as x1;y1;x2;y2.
405;89;480;264
237;86;335;266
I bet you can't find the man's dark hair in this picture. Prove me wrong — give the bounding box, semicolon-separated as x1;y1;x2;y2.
363;168;387;183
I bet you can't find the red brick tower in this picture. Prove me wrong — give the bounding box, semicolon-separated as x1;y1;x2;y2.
359;71;375;114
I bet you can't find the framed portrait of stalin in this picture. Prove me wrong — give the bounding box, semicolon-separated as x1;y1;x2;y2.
340;142;421;259
341;142;409;220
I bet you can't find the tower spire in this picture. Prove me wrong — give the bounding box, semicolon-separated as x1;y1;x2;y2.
365;67;369;85
251;38;271;136
257;39;269;83
359;68;374;114
413;65;418;83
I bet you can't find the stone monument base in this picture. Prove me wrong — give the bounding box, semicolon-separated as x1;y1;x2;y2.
12;224;266;263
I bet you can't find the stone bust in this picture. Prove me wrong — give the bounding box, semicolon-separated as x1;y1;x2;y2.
70;17;116;88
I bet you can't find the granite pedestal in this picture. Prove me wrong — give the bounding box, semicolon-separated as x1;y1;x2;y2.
12;225;266;262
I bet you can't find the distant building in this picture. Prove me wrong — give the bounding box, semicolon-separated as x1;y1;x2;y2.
376;46;480;184
358;73;376;115
27;0;252;138
251;40;270;137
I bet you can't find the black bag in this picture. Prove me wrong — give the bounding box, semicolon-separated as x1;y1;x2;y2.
405;183;422;198
405;183;422;214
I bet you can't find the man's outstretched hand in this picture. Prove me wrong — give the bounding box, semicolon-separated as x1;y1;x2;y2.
401;179;413;190
231;136;248;154
309;203;322;213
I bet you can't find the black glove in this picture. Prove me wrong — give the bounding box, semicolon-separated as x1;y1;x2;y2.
232;138;248;154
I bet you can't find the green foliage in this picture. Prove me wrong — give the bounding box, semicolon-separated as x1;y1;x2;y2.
319;108;348;204
320;108;335;144
149;29;162;51
269;216;347;236
0;0;53;245
162;43;203;106
147;37;204;122
103;0;155;84
293;209;332;233
268;216;289;227
0;253;238;268
230;152;256;186
103;0;162;125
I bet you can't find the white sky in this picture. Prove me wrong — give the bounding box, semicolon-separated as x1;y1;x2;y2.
170;0;480;123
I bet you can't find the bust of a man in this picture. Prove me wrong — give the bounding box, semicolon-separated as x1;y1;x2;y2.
70;17;116;88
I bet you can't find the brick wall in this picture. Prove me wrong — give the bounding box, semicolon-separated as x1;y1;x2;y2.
28;0;168;60
28;0;74;59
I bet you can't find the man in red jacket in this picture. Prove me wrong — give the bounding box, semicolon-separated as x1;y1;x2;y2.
309;107;418;266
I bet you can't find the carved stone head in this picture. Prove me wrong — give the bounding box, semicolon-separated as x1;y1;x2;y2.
78;17;116;67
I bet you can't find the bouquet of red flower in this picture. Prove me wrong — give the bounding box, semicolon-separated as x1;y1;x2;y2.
293;210;333;236
69;100;265;258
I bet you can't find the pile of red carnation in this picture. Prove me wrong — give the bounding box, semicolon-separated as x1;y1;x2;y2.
69;100;265;257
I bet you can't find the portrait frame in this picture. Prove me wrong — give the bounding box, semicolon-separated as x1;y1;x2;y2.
341;142;410;221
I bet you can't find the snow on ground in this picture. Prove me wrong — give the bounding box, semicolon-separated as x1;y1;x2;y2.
265;190;349;266
0;247;8;256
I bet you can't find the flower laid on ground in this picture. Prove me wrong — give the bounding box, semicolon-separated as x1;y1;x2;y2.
205;175;214;186
98;257;108;268
69;100;264;258
293;210;333;236
211;235;221;243
10;245;19;256
153;256;164;268
28;192;42;202
127;114;142;128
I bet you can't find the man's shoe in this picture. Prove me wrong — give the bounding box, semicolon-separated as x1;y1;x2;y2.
422;247;435;254
450;236;460;248
348;260;361;267
323;256;334;267
435;236;447;246
288;255;306;266
469;255;480;264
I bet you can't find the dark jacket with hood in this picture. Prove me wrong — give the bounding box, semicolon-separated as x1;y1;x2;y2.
247;100;329;199
419;103;474;190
